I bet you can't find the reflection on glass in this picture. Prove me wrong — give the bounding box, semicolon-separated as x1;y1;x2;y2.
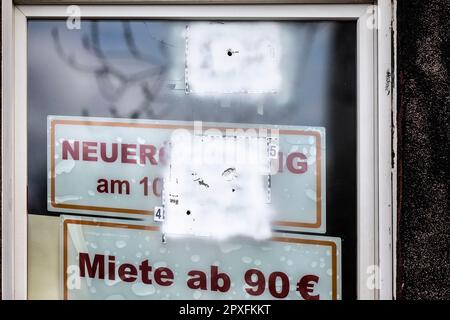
27;20;357;300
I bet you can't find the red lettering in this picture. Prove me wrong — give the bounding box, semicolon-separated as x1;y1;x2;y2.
60;140;165;166
297;275;320;300
82;141;98;161
211;266;230;293
287;152;307;174
139;260;152;284
158;146;167;165
187;270;208;290
118;263;138;283
268;271;289;299
154;267;174;286
76;254;176;289
100;142;118;163
121;144;137;164
244;269;265;296
79;253;105;279
108;255;115;280
152;177;162;197
111;179;130;195
139;145;157;165
62;140;79;160
277;151;284;173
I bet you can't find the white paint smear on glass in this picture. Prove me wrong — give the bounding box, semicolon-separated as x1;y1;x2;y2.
186;22;281;94
162;133;274;241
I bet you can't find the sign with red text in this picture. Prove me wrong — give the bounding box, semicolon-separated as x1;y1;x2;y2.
62;217;341;300
48;116;325;233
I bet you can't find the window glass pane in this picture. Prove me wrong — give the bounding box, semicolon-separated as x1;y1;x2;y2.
27;19;356;300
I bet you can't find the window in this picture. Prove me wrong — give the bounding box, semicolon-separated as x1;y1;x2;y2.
2;2;394;300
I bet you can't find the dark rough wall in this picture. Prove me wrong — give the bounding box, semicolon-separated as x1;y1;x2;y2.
1;4;3;297
397;0;450;300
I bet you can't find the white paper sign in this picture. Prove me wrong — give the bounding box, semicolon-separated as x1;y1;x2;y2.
163;134;274;240
48;116;326;233
62;217;341;300
185;22;281;94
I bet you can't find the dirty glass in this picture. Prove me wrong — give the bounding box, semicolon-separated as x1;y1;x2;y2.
27;20;357;300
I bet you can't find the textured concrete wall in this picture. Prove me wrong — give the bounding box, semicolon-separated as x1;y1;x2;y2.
0;15;2;295
396;0;450;300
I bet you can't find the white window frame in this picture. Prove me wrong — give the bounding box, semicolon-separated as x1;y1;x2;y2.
1;1;395;300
